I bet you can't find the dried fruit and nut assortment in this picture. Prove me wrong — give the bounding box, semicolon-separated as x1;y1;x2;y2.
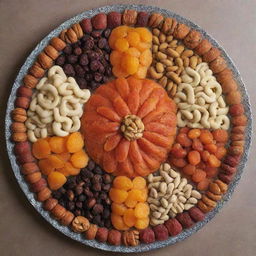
10;8;248;247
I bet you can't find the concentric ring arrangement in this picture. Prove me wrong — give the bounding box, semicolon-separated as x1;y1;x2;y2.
5;4;252;253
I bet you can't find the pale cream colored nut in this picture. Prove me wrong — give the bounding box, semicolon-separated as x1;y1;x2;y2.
166;48;179;58
176;45;185;55
122;230;140;246
122;9;138;25
159;33;166;43
37;52;53;69
148;13;164;28
50;37;66;51
44;45;59;60
72;216;90;232
72;23;83;39
149;66;163;79
159;76;168;87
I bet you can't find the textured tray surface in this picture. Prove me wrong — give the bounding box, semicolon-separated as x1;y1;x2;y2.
5;4;252;253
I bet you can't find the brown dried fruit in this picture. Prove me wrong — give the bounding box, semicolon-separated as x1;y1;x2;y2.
50;37;66;51
226;91;242;105
219;173;233;184
209;56;227;74
37;187;52;202
165;218;183;236
230;133;244;141
17;86;33;98
197;200;213;213
38;52;53;69
173;23;190;39
17;152;35;164
148;13;164;28
72;23;83;39
221;163;237;175
209;182;221;195
122;9;138;26
107;12;122;28
14;141;30;155
225;155;241;167
44;45;59;60
23;74;38;89
11;122;26;133
231;140;245;147
96;227;108;242
123;230;140;246
194;39;212;55
51;204;66;220
12;132;27;142
60;211;75;226
12;109;27;122
66;28;78;43
176;213;194;228
206;191;222;201
25;172;42;184
92;13;107;30
231;115;247;126
232;126;246;134
43;198;58;211
202;195;217;208
15;97;30;109
229;104;244;116
30;178;47;192
188;207;205;222
136;11;149;27
60;29;71;43
202;47;220;63
80;18;92;33
215;179;229;192
139;228;155;244
152;224;169;241
221;78;238;94
72;216;90;232
184;30;202;49
107;229;122;246
85;224;98;240
21;162;39;175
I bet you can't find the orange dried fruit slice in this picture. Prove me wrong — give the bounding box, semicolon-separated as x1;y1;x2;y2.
111;203;127;216
135;217;149;230
49;136;66;153
109;188;128;203
134;202;149;218
126;31;141;47
47;171;67;190
114;38;129;52
70;150;89;169
123;209;137;227
111;213;129;231
132;177;146;190
38;158;54;176
113;176;133;191
32;138;51;159
66;132;84;153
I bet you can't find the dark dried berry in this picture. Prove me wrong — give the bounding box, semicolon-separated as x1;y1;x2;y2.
84;38;94;49
78;194;86;202
92;174;102;184
74;64;85;77
136;12;149;27
66;190;74;201
98;38;107;49
76;77;87;89
63;45;72;55
76;201;83;209
87;160;95;171
92;204;103;215
73;47;82;56
74;209;81;216
75;186;83;196
102;208;110;219
87;198;96;209
52;190;62;199
67;201;75;211
67;54;78;64
55;55;65;66
94;72;103;82
91;31;102;38
84;187;93;198
92;215;101;225
103;29;111;38
98;64;105;74
90;60;100;71
107;12;121;28
85;73;93;81
79;54;89;66
104;219;112;229
63;64;75;77
92;183;101;192
102;184;111;191
94;166;103;174
103;174;112;184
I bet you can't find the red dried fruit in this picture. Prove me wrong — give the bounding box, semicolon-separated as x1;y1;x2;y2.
15;97;30;109
176;133;192;147
152;224;169;241
192;138;203;151
219;173;233;184
91;13;107;30
80;18;92;33
107;12;122;28
231;115;247;126
224;155;240;167
136;12;149;27
164;218;183;236
139;228;155;244
107;229;121;245
221;163;236;175
96;227;109;242
170;143;187;158
176;212;194;228
188;207;205;222
17;86;33;98
229;104;244;116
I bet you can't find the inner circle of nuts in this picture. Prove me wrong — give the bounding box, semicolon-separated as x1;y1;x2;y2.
147;163;202;226
149;28;202;97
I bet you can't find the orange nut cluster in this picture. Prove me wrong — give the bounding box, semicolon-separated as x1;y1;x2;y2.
109;176;149;230
109;26;153;78
169;128;228;191
32;132;89;190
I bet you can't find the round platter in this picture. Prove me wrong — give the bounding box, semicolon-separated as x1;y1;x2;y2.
5;4;252;253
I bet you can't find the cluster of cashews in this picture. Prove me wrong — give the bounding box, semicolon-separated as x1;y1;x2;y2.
174;62;230;130
26;65;90;142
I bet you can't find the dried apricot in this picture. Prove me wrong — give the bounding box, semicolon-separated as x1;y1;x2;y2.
115;38;129;52
135;27;152;43
125;47;141;58
197;179;210;191
133;65;147;79
110;50;123;66
123;209;136;227
208;154;221;167
113;176;133;191
47;171;67;190
140;49;152;66
215;147;227;159
47;155;65;169
201;150;210;162
38;159;54;175
212;129;229;142
109;188;128;203
188;129;201;139
134;202;149;218
66;132;84;153
135;217;149;230
63;162;80;176
126;31;140;47
49;136;66;153
70;150;89;168
32;139;51;159
111;203;127;216
183;164;196;175
188;150;201;165
176;133;192;147
199;130;213;144
171;143;187;158
124;198;137;208
56;152;71;162
170;157;187;168
111;213;129;231
112;65;129;78
192;169;206;183
121;55;139;75
132;177;146;190
192;139;203;151
204;143;218;154
205;166;218;178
